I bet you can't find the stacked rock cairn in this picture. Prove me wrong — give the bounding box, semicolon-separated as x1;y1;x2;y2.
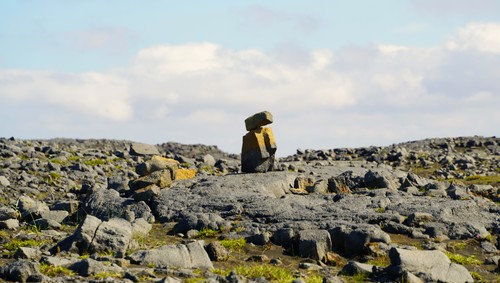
241;111;277;173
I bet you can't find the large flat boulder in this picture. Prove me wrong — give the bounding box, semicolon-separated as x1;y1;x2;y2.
389;248;473;283
128;241;213;269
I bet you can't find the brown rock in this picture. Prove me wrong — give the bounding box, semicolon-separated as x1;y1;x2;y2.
244;111;273;131
241;127;277;173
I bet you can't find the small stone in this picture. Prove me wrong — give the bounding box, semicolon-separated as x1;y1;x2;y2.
14;247;41;259
480;241;497;253
270;258;282;265
205;241;229;261
0;219;19;230
246;255;270;262
186;229;199;239
0;176;10;187
339;261;374;276
0;206;18;221
133;185;161;202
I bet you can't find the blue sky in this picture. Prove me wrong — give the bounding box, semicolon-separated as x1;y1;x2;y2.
1;1;499;155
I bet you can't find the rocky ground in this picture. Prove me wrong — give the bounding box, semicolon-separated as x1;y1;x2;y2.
0;136;498;283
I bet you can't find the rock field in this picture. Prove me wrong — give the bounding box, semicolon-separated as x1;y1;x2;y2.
0;136;498;282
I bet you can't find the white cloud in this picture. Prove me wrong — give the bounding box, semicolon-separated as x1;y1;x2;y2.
446;23;500;53
1;23;499;155
0;70;132;121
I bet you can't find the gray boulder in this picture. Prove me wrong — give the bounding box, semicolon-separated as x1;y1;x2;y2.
0;260;41;282
132;217;153;238
0;176;10;187
40;210;69;223
330;225;391;257
91;217;132;257
389;248;473;283
128;241;213;269
272;228;295;248
0;206;18;221
297;229;332;261
14;247;41;260
328;171;363;193
0;219;19;229
81;187;154;222
130;142;160;156
69;258;122;277
173;213;230;234
364;170;398;190
17;195;50;221
400;173;427;189
404;212;434;227
205;241;229;261
339;261;374;276
53;215;132;257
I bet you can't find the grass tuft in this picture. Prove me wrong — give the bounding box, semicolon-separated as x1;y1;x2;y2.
196;228;218;238
39;264;75;277
444;251;483;265
219;238;246;252
464;175;500;186
234;264;294;283
93;271;122;279
2;239;44;251
83;159;106;166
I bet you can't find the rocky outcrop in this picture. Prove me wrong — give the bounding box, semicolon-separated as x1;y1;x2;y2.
0;136;498;282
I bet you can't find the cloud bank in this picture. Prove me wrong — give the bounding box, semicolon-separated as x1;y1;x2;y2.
1;23;499;155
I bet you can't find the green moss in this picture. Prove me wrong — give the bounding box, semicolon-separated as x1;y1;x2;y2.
211;268;229;276
219;238;246;252
306;275;324;283
49;158;67;165
197;228;218;238
444;251;483;265
67;155;80;162
367;255;390;267
470;271;484;282
39;264;75;277
185;278;206;283
233;264;294;283
375;207;385;213
84;159;106;166
2;238;44;251
464;175;500;186
343;273;370;283
93;271;122;279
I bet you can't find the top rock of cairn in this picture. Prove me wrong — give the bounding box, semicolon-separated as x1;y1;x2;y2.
244;111;273;131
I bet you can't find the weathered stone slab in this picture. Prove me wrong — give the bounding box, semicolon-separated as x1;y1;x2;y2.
298;229;332;261
244;111;273;131
128;241;213;269
389;248;473;283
